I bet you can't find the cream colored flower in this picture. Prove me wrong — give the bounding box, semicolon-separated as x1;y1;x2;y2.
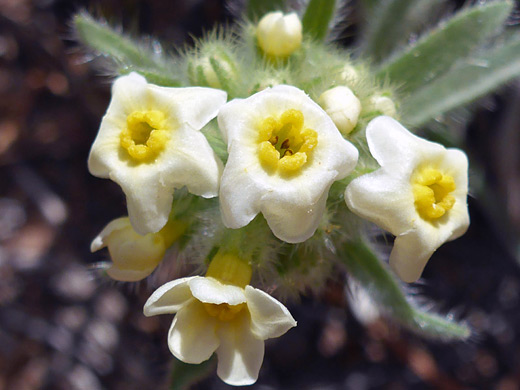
218;85;359;243
91;216;186;281
345;116;469;282
88;72;227;234
256;12;302;58
143;252;296;386
318;86;361;135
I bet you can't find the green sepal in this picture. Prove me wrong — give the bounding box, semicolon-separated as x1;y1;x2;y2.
377;1;513;93
402;34;520;126
340;240;471;340
302;0;336;41
246;0;286;20
169;355;217;390
209;56;231;91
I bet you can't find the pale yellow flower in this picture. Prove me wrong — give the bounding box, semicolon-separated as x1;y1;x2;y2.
218;85;359;243
345;116;469;282
91;216;185;281
144;252;296;386
88;72;226;234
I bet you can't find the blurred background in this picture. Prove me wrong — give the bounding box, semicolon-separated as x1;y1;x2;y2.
1;0;520;389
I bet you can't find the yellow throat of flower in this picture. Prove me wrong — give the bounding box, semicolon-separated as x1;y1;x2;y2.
203;302;247;321
412;166;456;221
258;109;318;175
203;250;252;321
120;110;170;162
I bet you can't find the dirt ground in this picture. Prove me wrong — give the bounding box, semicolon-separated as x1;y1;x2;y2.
2;1;520;389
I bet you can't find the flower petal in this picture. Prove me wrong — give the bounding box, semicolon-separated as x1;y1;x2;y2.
110;164;173;234
215;315;265;386
168;301;220;364
245;286;296;340
261;179;332;243
90;217;129;252
345;169;416;235
219;142;267;229
148;85;227;131
188;277;246;305
143;277;196;316
162;127;223;198
390;230;439;283
366;116;445;174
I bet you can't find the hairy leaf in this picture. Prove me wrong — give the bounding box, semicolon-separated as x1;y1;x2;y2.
377;1;513;93
340;240;470;340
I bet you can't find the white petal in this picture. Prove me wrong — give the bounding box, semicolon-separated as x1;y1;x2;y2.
261;179;332;243
110;72;149;114
143;277;196;316
215;315;265;386
366;116;445;174
168;301;220;364
390;207;469;283
110;164;173;234
188;277;246;305
219;142;266;229
148;85;227;131
90;217;129;252
390;230;439;283
245;286;296;340
162;127;223;198
345;169;417;235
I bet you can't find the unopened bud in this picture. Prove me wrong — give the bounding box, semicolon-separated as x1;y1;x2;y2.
91;217;166;281
318;86;361;135
340;65;359;83
257;12;302;58
370;95;397;117
188;50;237;90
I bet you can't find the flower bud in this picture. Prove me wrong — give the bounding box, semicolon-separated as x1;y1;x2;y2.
370;94;397;117
91;217;167;281
257;12;302;58
318;86;361;135
340;65;359;83
187;50;238;90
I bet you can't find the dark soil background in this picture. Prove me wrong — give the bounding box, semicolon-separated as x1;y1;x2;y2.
1;1;520;389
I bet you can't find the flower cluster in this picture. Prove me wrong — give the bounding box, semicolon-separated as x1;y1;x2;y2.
85;9;471;387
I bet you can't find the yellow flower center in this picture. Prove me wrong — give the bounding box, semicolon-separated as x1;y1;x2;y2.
258;109;318;175
120;110;170;162
203;302;246;321
412;166;456;221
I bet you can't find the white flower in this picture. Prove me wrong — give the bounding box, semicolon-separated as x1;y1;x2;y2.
318;86;362;135
218;85;359;243
345;116;469;282
91;216;185;282
143;276;296;386
88;72;227;234
256;12;302;58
